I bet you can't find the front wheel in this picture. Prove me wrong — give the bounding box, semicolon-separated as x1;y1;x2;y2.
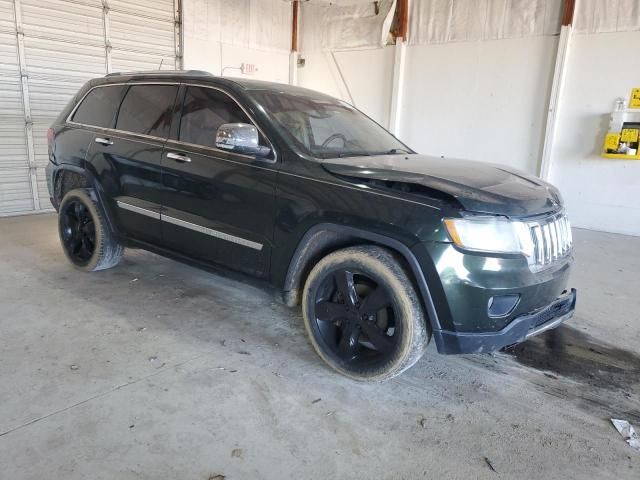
58;188;124;272
302;246;430;381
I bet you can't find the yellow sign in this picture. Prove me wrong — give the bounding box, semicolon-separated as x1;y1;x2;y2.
631;88;640;108
604;133;620;151
621;128;639;143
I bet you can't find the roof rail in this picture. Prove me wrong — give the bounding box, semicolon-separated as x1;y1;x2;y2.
105;70;213;78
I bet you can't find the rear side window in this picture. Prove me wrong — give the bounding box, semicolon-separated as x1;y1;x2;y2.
72;85;126;128
115;84;178;138
179;86;254;149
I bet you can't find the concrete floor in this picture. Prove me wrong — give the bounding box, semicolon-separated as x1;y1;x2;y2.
1;213;638;479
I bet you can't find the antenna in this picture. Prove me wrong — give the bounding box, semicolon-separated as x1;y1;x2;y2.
158;58;164;70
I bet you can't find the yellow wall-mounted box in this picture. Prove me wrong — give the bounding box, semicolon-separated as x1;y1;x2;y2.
602;152;640;160
604;132;621;151
601;132;640;159
621;128;639;143
631;88;640;109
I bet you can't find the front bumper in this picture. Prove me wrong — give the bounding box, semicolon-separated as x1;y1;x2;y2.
432;288;576;354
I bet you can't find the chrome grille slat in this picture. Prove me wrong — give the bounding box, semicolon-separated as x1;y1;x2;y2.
550;221;558;260
533;225;543;263
561;217;568;253
528;212;572;270
543;224;552;263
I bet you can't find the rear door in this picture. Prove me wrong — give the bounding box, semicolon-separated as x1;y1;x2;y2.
85;83;179;245
160;85;278;278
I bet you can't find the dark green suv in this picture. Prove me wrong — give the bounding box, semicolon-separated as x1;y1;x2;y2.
46;71;576;381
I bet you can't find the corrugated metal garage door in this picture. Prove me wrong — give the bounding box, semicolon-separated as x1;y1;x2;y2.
0;0;181;216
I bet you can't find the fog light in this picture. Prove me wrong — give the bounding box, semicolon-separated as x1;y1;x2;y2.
488;294;520;318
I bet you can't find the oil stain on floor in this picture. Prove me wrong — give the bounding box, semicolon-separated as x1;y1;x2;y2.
504;325;640;423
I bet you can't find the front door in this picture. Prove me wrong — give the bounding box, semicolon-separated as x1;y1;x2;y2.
160;85;278;278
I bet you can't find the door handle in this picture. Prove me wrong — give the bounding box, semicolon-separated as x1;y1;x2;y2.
167;152;192;163
95;137;113;146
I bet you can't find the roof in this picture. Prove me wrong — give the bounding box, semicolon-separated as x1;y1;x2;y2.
101;70;334;98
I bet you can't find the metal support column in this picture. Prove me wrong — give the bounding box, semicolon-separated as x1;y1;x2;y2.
12;0;39;210
174;0;183;69
102;0;112;73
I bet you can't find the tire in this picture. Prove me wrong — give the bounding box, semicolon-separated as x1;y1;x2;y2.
57;188;124;272
302;245;430;382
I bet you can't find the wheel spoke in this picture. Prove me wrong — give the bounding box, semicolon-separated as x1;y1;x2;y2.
65;215;78;231
81;219;94;235
360;321;395;355
79;236;91;259
315;300;347;323
337;323;360;360
68;236;81;252
335;270;358;307
359;286;391;315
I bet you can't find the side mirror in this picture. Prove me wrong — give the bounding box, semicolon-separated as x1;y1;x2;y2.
215;123;271;157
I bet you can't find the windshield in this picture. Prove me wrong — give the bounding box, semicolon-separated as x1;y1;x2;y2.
250;89;412;159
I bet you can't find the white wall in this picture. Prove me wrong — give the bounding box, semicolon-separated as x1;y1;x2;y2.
297;47;394;126
182;0;291;83
400;36;557;174
181;0;640;236
549;30;640;236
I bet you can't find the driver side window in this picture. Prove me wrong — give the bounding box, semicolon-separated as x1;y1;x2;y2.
179;87;256;149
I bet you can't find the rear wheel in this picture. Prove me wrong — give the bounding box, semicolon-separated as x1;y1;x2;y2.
302;246;429;381
58;189;123;271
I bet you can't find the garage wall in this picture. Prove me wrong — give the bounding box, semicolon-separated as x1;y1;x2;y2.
296;0;640;236
182;0;292;84
297;36;558;173
297;48;395;127
401;35;557;173
549;29;640;237
297;1;562;173
0;0;180;216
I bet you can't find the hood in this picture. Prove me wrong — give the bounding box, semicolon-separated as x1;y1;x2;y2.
322;154;562;217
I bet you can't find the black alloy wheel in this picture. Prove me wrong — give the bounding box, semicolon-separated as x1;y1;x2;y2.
302;246;429;381
57;188;124;271
61;199;96;265
312;268;402;367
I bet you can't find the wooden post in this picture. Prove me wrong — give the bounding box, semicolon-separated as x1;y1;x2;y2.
289;0;299;85
291;0;299;52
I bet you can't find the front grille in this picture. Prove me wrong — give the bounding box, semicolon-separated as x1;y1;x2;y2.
528;212;572;269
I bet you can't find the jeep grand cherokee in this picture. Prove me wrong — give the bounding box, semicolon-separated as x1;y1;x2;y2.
46;71;576;381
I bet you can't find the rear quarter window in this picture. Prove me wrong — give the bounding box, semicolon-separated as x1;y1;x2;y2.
72;85;127;128
115;84;178;138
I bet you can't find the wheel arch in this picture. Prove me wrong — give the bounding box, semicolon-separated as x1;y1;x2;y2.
52;165;90;209
52;165;119;237
281;224;442;333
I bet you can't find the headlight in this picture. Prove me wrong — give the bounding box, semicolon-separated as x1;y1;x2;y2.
444;217;534;257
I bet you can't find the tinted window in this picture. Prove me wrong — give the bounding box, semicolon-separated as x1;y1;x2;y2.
72;85;126;128
179;87;255;148
116;84;178;138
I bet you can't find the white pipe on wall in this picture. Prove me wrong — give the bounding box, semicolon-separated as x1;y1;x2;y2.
539;23;574;181
388;40;406;136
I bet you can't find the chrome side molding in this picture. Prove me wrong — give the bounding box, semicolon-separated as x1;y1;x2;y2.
116;201;263;251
